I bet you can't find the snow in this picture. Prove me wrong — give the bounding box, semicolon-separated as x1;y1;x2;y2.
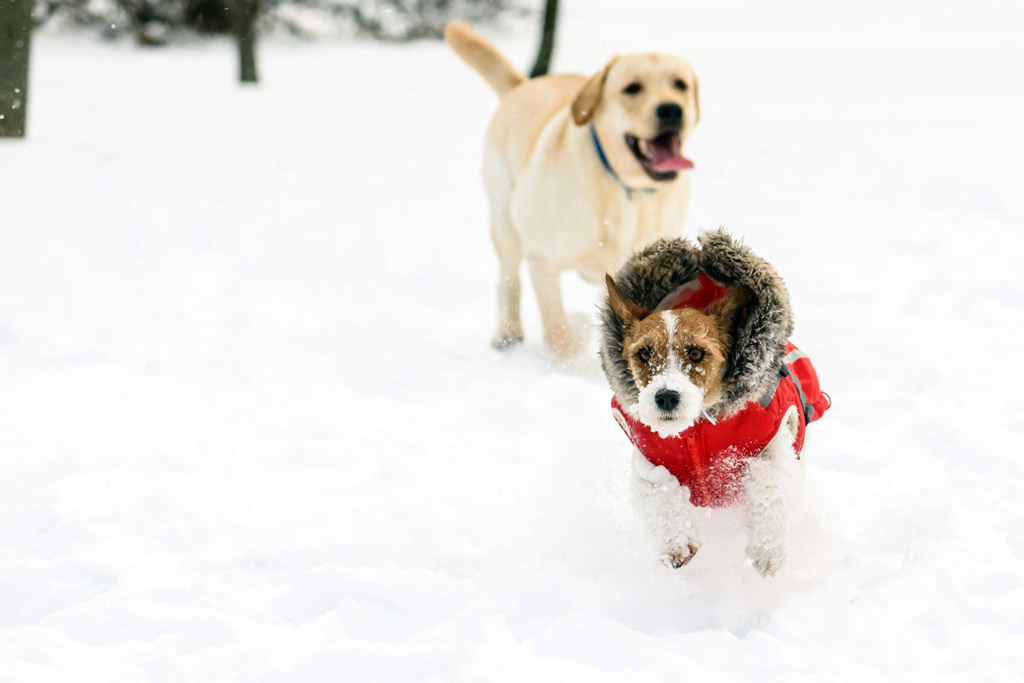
2;1;1024;679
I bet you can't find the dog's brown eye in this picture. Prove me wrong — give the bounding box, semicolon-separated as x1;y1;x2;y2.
623;82;643;95
674;78;688;91
637;347;653;363
687;347;705;362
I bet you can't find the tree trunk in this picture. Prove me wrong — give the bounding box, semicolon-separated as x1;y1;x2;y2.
238;27;257;83
228;0;259;84
0;0;33;138
529;0;559;78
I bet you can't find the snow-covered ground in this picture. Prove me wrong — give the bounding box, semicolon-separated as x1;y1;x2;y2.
2;1;1023;680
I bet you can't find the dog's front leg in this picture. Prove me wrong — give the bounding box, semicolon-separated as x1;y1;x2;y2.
630;450;700;568
527;257;579;358
743;408;800;577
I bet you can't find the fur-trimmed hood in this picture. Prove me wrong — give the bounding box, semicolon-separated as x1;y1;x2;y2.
599;229;794;418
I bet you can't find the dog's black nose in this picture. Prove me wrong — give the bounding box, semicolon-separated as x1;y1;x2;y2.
655;102;683;125
655;389;680;412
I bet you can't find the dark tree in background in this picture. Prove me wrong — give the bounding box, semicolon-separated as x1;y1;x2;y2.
0;0;33;137
40;0;518;42
528;0;557;78
329;0;518;41
226;0;260;82
183;0;230;33
112;0;174;44
36;0;521;86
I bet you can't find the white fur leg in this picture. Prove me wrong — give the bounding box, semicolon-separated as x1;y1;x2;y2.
630;450;700;568
743;406;800;577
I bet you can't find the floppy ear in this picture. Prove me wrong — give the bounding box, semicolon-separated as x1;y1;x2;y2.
606;274;650;326
572;58;618;126
706;285;755;336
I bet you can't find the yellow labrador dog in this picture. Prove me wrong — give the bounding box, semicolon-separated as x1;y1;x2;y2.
445;22;700;358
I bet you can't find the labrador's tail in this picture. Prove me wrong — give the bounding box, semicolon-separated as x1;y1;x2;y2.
444;22;526;98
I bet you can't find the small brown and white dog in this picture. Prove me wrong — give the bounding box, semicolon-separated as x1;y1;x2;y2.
445;22;700;357
606;277;804;576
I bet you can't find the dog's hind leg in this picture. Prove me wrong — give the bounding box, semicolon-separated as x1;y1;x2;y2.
743;406;800;577
631;450;700;568
484;149;524;350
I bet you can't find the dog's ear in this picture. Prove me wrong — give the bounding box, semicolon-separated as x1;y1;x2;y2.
572;58;618;126
706;286;755;337
606;274;650;326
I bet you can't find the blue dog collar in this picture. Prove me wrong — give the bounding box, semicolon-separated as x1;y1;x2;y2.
589;124;657;200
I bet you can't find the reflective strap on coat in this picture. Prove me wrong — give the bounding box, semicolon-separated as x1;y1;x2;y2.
783;348;808;365
786;362;815;423
758;355;816;423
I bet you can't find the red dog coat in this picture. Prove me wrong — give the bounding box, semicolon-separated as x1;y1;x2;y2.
611;275;830;508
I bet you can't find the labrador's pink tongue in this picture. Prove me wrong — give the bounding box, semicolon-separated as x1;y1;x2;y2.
649;136;695;171
652;156;694;172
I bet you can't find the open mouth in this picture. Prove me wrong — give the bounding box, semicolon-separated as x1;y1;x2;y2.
625;132;694;181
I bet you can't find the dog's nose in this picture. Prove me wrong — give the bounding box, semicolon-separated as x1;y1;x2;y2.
655;102;683;125
655;389;680;412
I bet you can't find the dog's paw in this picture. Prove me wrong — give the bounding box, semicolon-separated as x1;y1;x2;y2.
661;541;699;569
491;333;524;351
746;540;787;577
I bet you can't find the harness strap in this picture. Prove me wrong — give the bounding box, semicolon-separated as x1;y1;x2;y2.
783;348;808;364
758;355;816;423
758;368;782;408
590;125;657;200
786;363;815;423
